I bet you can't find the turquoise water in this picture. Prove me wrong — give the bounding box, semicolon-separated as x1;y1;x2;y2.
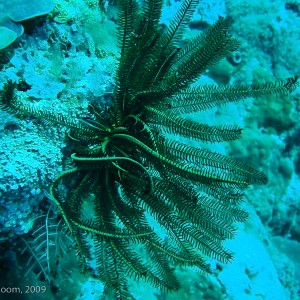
0;0;299;299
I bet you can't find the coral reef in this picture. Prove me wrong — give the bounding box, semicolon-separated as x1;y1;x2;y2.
0;0;299;299
0;0;54;49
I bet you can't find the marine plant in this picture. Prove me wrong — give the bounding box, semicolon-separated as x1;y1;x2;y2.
0;0;298;298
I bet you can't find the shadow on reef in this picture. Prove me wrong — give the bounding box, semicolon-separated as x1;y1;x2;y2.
0;0;299;298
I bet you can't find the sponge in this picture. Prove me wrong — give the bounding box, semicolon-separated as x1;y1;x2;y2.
0;0;55;49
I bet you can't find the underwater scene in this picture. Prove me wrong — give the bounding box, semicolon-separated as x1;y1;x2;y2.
0;0;300;299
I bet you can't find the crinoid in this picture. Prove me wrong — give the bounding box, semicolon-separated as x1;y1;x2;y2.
1;0;299;298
